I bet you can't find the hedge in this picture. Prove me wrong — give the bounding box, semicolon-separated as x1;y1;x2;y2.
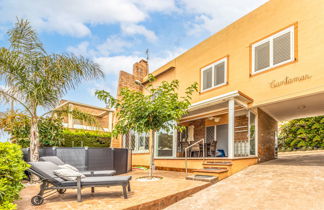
61;129;111;147
0;143;29;210
279;115;324;151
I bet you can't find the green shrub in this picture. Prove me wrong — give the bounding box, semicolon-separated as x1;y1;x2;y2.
279;116;324;151
61;129;111;147
0;113;64;148
38;117;64;147
0;143;29;210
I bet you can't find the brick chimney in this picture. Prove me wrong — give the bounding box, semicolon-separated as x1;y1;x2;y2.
133;59;148;82
112;59;149;148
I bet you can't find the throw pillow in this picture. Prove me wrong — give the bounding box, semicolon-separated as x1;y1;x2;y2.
54;168;85;181
59;164;79;172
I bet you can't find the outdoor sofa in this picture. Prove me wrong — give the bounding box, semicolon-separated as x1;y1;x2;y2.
27;161;132;205
40;156;116;176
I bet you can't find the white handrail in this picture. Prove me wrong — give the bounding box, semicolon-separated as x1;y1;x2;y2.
184;138;205;177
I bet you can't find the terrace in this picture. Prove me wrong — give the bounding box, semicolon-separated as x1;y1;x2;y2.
17;170;210;210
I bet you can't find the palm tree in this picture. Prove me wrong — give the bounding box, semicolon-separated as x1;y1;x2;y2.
0;19;104;161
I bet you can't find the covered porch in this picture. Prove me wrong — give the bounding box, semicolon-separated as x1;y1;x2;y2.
154;91;257;159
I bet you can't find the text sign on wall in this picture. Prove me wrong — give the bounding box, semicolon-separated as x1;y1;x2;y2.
270;74;312;88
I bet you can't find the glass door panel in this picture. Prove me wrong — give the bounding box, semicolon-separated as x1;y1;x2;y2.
156;129;175;157
249;111;256;155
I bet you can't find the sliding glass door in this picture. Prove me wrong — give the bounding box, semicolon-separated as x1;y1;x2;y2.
155;129;177;157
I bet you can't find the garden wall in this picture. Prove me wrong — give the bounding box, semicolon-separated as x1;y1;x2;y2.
23;147;131;174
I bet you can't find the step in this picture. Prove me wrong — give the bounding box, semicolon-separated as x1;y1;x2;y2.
193;168;229;179
186;175;218;183
203;161;232;166
192;168;228;174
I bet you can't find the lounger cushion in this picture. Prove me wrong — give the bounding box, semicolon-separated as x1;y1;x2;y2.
40;156;65;165
28;161;66;185
59;164;79;172
54;168;86;181
59;176;132;187
81;170;116;176
80;176;131;186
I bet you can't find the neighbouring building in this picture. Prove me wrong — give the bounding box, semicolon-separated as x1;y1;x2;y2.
113;0;324;176
54;100;114;132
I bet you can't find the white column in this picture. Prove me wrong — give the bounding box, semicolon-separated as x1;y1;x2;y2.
68;104;74;128
173;129;177;158
108;112;113;132
228;99;235;158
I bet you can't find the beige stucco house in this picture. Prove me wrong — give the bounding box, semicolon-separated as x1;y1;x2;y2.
112;0;324;179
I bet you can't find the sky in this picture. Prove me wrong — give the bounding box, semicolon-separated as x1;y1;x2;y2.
0;0;268;112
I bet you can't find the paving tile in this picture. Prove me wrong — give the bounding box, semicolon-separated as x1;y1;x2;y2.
166;152;324;210
16;170;207;210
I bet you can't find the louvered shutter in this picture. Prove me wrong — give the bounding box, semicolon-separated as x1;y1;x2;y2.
214;62;225;86
254;41;270;72
273;32;291;65
202;67;213;90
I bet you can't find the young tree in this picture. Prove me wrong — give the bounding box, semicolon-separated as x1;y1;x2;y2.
96;75;197;177
0;19;103;161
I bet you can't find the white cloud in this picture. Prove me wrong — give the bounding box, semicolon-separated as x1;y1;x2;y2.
121;24;157;42
96;36;132;55
134;0;177;13
67;41;94;57
0;0;176;39
94;55;141;75
149;48;186;71
180;0;268;35
88;79;118;97
92;47;186;76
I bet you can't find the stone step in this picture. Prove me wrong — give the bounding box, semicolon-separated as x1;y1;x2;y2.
203;161;232;166
192;168;228;174
203;166;228;170
186;175;218;183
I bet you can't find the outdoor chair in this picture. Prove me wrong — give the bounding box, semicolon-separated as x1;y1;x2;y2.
209;141;217;157
27;161;132;205
40;156;116;177
190;143;201;157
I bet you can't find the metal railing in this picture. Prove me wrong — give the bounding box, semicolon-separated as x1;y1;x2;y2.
184;138;205;177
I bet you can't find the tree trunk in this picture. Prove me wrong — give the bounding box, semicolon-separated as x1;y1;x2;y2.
29;116;40;162
149;130;155;178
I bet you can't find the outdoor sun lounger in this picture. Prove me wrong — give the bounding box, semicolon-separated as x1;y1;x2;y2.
39;156;116;176
27;161;132;205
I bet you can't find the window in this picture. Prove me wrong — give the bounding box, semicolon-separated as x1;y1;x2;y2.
201;57;227;92
206;126;217;143
252;26;295;74
123;132;149;153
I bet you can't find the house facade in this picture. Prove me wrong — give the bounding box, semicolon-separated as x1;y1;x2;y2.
113;0;324;174
55;100;114;132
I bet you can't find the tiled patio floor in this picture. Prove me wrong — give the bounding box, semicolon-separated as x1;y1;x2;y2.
16;170;209;210
166;152;324;210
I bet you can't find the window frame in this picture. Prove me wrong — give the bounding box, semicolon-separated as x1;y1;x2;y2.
251;25;295;75
201;57;227;92
205;125;217;143
123;132;149;154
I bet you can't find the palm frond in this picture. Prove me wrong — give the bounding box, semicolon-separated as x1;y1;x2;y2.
7;18;45;57
0;18;104;117
0;88;33;116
